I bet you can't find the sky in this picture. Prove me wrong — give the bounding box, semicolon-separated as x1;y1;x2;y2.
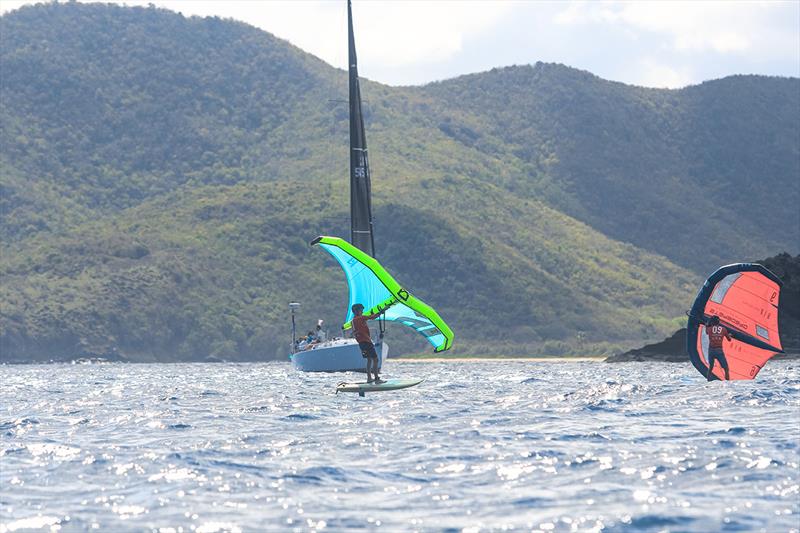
1;0;798;88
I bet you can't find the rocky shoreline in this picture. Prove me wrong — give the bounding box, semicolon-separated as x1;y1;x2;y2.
605;330;687;363
607;318;799;363
608;253;799;363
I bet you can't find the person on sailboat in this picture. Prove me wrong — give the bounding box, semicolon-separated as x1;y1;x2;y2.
315;320;327;343
351;303;389;383
705;315;731;381
298;331;316;351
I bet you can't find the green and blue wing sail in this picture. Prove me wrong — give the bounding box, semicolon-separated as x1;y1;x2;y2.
311;236;453;353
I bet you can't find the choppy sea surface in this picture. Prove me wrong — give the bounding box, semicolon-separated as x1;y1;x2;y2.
1;361;799;532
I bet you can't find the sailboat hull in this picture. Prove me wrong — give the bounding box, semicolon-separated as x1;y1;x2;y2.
290;338;388;372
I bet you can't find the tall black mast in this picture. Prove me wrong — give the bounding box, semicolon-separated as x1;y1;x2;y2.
348;0;375;257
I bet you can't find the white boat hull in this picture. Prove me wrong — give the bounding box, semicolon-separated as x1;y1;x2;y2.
290;338;389;372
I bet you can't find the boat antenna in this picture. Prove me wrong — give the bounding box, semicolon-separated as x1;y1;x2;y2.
289;302;301;354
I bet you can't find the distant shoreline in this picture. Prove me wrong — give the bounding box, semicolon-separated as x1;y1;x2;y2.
392;356;607;363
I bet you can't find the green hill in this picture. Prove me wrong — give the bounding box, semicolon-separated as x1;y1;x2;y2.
1;3;796;361
420;66;799;271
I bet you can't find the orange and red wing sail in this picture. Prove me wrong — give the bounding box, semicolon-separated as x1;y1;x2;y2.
687;264;783;380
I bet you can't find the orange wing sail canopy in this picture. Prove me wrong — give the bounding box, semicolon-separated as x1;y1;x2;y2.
687;263;784;380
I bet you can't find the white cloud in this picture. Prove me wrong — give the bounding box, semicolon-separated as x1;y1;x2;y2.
636;59;693;89
0;1;28;14
553;1;787;54
2;0;797;87
154;1;513;76
347;1;512;68
675;31;750;54
0;1;511;72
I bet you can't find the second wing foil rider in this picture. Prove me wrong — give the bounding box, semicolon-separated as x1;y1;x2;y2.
351;302;392;383
705;315;731;381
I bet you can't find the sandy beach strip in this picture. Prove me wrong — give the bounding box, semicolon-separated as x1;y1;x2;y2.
392;356;607;363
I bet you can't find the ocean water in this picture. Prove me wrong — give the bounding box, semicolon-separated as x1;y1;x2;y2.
1;361;798;533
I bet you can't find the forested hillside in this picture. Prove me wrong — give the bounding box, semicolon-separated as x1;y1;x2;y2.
420;66;799;271
1;3;797;361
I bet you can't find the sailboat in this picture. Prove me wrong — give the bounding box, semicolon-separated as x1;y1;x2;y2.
290;0;387;373
290;1;454;373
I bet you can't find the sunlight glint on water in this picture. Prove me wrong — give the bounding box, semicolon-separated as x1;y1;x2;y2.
1;361;798;532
